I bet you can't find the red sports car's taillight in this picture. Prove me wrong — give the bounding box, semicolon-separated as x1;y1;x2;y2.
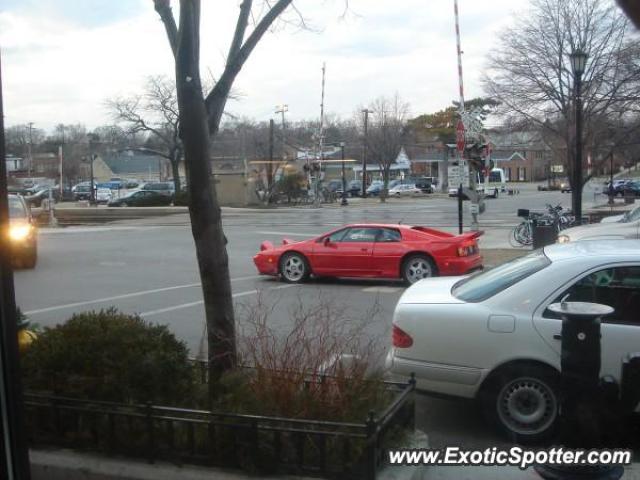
457;242;478;257
392;324;413;348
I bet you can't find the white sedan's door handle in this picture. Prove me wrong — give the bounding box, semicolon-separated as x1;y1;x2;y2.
553;333;562;340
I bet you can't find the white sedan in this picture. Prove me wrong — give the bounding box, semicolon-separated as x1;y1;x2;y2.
558;209;640;243
387;240;640;443
389;184;421;197
95;188;113;204
600;205;640;224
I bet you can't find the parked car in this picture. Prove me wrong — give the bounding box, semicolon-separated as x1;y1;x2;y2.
325;179;344;193
8;194;37;268
345;180;362;197
24;188;61;207
614;181;640;197
388;184;421;197
560;180;571;193
387;240;640;443
365;180;384;196
600;205;640;224
108;190;173;207
254;223;483;284
604;178;632;191
72;185;93;201
138;182;175;197
413;178;434;194
558;209;640;242
95;188;113;204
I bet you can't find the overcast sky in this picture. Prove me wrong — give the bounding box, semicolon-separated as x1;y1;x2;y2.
0;0;534;132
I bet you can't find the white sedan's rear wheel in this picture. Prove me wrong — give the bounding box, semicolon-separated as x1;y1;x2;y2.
482;365;558;443
279;252;310;283
402;255;436;285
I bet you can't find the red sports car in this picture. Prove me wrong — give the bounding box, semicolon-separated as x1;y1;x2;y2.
253;224;483;284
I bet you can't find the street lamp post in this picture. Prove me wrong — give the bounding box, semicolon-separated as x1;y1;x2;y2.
340;142;348;206
361;109;372;198
570;50;588;225
87;135;97;205
608;153;615;205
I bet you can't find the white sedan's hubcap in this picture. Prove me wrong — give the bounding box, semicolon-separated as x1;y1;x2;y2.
497;377;556;435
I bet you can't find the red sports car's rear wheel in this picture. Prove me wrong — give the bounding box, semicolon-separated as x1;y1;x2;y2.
402;255;436;285
279;252;310;283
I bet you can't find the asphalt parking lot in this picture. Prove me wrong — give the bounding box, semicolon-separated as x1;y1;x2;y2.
13;184;602;449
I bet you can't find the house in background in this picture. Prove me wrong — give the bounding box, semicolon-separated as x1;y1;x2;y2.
100;150;174;182
486;129;551;182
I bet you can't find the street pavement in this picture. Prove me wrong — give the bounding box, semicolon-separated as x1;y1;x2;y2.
14;182;604;451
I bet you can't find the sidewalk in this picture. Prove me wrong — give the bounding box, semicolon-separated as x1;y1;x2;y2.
31;448;640;480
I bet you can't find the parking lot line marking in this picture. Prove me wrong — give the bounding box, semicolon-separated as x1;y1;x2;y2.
256;231;318;237
139;284;298;317
23;275;262;315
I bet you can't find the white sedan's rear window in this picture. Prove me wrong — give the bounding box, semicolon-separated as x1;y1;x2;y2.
452;251;551;302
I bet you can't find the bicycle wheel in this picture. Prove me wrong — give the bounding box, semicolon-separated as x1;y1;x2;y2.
515;222;532;246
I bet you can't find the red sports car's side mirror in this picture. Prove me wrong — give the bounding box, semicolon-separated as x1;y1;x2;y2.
323;237;331;246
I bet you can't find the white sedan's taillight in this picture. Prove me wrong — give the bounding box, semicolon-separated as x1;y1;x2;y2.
392;324;413;348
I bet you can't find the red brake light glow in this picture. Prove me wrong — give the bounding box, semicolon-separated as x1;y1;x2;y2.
392;324;413;348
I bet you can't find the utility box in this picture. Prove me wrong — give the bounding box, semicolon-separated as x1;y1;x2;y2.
532;220;558;249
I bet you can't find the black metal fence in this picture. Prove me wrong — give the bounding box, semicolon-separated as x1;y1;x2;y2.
24;377;415;479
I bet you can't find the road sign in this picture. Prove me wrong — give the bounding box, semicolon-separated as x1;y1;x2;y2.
456;120;465;154
448;163;469;188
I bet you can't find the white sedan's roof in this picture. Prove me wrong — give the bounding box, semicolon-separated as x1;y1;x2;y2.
544;239;640;262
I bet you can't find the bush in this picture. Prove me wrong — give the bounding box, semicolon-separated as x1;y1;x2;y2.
21;308;194;405
216;294;389;422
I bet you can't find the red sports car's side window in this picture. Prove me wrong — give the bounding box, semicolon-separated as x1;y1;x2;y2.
377;228;401;242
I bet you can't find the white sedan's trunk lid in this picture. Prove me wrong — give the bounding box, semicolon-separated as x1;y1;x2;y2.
398;277;465;305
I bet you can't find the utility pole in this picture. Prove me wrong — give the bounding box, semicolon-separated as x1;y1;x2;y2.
27;122;34;178
58;125;65;197
275;104;288;160
340;142;348;206
268;118;275;195
315;62;327;207
361;108;372;198
453;0;479;231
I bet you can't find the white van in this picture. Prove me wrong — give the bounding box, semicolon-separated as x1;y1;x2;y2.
479;168;506;198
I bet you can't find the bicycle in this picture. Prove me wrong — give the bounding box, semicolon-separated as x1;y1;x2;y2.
511;209;556;246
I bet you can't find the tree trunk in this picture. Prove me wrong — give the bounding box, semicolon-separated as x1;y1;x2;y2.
170;148;182;195
380;169;388;203
174;1;236;400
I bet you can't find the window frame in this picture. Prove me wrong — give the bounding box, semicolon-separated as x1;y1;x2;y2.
538;262;640;326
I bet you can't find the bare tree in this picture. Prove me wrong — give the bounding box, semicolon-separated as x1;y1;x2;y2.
362;94;409;202
152;0;319;395
106;75;183;192
484;0;640;189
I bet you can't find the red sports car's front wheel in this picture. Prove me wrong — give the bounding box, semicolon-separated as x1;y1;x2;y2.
402;255;436;285
279;252;311;283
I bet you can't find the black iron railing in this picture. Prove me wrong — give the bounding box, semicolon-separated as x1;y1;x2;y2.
24;375;415;479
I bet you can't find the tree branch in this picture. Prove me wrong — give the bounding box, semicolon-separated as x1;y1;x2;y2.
204;0;293;135
153;0;179;58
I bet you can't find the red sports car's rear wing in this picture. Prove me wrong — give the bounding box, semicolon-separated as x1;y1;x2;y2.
260;240;274;251
411;226;484;241
411;226;454;238
458;231;484;241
